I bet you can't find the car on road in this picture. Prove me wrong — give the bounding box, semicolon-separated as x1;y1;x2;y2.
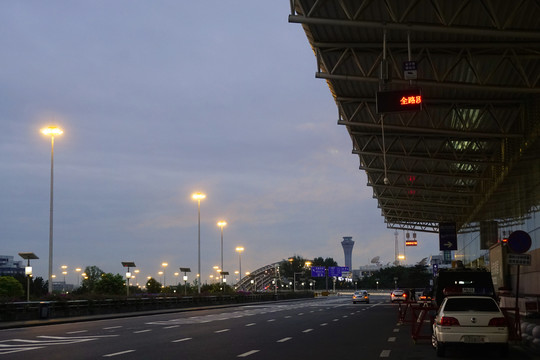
390;289;407;302
419;287;433;302
352;290;369;304
432;295;509;357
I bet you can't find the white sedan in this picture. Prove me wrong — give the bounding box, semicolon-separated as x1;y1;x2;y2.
432;295;509;357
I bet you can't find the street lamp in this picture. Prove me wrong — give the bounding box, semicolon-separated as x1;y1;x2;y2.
235;246;244;285
61;265;68;293
122;262;136;296
180;267;191;296
162;262;168;287
192;192;206;294
75;268;82;287
41;126;63;294
217;221;227;284
19;252;39;302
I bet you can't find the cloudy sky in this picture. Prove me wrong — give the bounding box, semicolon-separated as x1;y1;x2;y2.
1;2;440;286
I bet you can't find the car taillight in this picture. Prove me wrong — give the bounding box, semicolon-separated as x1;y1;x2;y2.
440;316;460;326
488;317;507;327
403;293;407;298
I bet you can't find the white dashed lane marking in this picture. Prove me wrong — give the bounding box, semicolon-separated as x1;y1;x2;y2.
276;337;292;343
103;350;136;357
237;350;260;357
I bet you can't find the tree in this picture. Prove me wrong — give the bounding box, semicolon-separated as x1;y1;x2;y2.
146;278;162;293
312;257;337;267
94;273;125;295
0;276;24;299
81;266;104;293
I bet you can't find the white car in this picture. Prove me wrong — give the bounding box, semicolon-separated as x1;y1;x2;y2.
352;290;369;304
432;296;508;357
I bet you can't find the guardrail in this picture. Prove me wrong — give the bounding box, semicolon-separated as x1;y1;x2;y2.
0;292;314;322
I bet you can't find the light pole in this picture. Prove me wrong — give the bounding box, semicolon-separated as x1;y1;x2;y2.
192;192;206;294
122;262;136;297
162;262;168;287
41;126;63;294
61;265;68;293
235;246;244;285
180;267;191;296
217;221;227;284
19;253;39;302
75;268;82;287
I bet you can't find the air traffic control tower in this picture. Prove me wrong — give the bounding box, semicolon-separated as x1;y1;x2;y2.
341;236;354;270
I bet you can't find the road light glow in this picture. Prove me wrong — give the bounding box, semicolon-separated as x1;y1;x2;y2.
41;127;63;136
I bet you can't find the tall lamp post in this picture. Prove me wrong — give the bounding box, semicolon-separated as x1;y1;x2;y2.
19;252;39;302
122;262;136;297
235;246;244;285
180;267;191;296
161;262;168;287
41;126;63;294
217;221;227;283
192;192;206;294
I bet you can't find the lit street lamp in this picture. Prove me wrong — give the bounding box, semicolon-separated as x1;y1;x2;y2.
192;192;206;294
19;252;39;302
235;246;244;285
180;267;191;296
41;126;63;294
162;262;168;287
75;268;82;287
217;221;227;284
122;262;136;296
61;265;68;293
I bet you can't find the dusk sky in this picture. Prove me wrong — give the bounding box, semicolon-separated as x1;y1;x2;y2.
1;2;440;286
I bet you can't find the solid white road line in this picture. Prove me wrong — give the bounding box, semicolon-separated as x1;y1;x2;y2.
66;330;87;334
163;325;179;329
380;350;391;357
103;326;122;330
276;337;292;343
172;338;192;343
237;350;260;357
103;350;136;357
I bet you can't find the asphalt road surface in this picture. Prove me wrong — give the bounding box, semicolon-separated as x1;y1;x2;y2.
0;294;534;359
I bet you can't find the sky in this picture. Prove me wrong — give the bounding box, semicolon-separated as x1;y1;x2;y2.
0;2;441;287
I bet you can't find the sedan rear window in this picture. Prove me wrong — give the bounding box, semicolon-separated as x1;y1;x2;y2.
444;298;499;312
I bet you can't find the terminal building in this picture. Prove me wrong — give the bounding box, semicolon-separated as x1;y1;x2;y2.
289;1;540;300
0;255;24;277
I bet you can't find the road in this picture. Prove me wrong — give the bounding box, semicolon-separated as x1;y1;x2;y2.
0;294;534;359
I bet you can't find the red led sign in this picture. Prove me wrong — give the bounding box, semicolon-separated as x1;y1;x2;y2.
405;240;418;246
376;88;422;113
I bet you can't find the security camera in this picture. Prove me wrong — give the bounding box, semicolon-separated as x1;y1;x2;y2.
384;177;390;185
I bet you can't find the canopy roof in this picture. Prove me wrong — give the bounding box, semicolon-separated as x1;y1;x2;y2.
289;0;540;233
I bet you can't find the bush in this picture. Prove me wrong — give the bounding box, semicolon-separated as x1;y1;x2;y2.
0;276;24;299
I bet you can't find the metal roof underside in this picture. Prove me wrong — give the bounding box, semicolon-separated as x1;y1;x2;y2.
289;0;540;233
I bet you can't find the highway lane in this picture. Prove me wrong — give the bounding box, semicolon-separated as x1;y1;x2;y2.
0;295;535;359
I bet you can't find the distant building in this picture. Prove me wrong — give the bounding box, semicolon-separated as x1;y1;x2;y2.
0;255;24;276
341;236;354;270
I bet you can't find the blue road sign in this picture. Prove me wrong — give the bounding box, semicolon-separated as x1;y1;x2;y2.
439;222;457;251
311;266;326;278
328;266;342;277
